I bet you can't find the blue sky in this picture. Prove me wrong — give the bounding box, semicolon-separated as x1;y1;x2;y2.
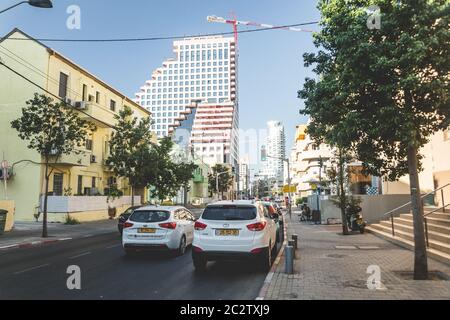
1;0;319;164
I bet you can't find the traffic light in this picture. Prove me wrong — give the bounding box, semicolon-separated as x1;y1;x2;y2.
261;146;267;162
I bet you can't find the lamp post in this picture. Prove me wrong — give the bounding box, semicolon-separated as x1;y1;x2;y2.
266;154;292;219
0;0;53;15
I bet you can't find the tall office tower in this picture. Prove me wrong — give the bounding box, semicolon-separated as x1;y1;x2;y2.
135;36;239;169
264;121;286;186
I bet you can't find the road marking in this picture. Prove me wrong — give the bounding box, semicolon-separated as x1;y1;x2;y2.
14;264;50;275
59;238;73;241
335;245;358;250
69;252;91;259
106;244;121;249
0;244;19;250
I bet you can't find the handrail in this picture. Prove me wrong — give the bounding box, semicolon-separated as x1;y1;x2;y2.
424;203;450;217
383;182;450;217
382;182;450;240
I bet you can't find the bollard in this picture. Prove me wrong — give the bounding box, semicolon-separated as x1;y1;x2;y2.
285;245;294;274
291;234;298;250
288;240;296;259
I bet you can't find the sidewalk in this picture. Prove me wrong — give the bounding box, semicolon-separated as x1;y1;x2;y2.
263;211;450;300
0;219;118;250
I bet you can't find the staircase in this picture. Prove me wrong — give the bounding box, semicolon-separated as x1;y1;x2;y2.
367;207;450;265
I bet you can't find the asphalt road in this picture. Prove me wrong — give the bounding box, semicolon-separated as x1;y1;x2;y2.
0;230;280;300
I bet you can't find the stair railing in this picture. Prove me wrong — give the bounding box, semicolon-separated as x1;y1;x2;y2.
381;182;450;238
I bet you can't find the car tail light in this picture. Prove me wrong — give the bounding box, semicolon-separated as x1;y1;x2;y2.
193;246;204;253
159;222;177;229
194;221;207;231
251;248;264;254
247;221;267;231
123;222;134;229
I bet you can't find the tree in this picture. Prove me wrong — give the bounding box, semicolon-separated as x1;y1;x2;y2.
299;0;449;279
106;106;154;205
208;164;233;199
11;93;95;237
149;137;198;202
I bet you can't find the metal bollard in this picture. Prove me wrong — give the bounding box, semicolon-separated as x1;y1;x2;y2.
288;240;296;259
291;234;298;250
285;245;294;274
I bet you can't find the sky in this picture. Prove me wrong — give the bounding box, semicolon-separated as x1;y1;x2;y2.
0;0;319;168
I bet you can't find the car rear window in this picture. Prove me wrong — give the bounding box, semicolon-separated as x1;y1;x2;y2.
202;206;257;221
130;210;170;223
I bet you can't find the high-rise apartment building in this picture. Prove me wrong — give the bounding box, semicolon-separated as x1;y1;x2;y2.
263;121;286;186
135;35;238;168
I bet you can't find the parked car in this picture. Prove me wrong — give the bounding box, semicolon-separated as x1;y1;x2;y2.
192;200;277;272
261;202;282;243
122;206;196;256
118;206;141;235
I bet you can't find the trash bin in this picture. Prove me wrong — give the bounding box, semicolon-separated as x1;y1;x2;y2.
312;210;321;225
0;209;7;235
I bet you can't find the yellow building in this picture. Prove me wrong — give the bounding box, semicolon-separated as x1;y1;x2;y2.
0;28;152;223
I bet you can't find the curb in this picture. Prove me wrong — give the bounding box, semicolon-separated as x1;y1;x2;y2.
0;237;74;251
256;213;289;300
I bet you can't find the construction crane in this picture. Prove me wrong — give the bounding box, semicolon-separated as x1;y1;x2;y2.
207;15;313;45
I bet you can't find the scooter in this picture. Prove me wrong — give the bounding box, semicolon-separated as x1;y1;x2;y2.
352;213;367;234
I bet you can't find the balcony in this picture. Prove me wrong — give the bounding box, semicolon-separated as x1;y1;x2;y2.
300;149;332;161
79;102;117;128
51;150;91;167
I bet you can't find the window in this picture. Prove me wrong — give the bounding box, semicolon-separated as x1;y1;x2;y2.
92;177;96;189
82;84;88;101
53;173;63;196
110;100;116;112
96;91;100;104
77;175;83;195
58;72;68;99
85;139;93;151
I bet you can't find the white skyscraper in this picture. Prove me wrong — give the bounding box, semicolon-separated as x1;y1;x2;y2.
134;36;238;168
263;121;286;185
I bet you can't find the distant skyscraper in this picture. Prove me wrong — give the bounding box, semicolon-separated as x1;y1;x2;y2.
263;121;286;185
135;36;239;168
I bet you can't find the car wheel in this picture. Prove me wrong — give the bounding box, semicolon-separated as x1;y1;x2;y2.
260;243;272;272
177;236;187;256
193;255;207;272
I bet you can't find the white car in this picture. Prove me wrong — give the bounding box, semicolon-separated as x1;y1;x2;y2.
122;206;195;256
192;200;278;272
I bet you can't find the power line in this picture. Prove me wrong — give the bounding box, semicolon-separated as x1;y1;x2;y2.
0;60;116;129
2;21;319;43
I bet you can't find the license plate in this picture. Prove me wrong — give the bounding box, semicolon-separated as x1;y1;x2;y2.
216;229;239;236
138;228;156;234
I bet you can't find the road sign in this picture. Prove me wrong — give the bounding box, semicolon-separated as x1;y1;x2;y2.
283;185;296;193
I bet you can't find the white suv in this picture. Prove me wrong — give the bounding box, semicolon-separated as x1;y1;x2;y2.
122;206;195;256
192;200;277;272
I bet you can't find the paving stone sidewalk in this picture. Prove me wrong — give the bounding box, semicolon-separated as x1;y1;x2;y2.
264;211;450;300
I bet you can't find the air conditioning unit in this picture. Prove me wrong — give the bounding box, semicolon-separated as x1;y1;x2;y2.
90;155;97;163
74;101;87;110
64;97;73;106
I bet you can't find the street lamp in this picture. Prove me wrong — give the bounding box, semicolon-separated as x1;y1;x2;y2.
0;0;53;14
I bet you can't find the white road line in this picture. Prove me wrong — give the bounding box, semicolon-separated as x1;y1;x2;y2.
0;245;18;250
69;252;91;259
59;238;73;241
14;264;50;275
106;244;121;249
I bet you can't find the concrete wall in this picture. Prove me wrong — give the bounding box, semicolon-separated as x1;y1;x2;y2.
309;194;412;224
0;200;15;232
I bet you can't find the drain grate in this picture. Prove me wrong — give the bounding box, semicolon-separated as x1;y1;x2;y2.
326;253;347;259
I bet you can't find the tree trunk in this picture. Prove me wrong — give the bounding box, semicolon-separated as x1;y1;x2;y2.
131;185;134;206
338;150;349;235
407;145;428;280
42;162;49;238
